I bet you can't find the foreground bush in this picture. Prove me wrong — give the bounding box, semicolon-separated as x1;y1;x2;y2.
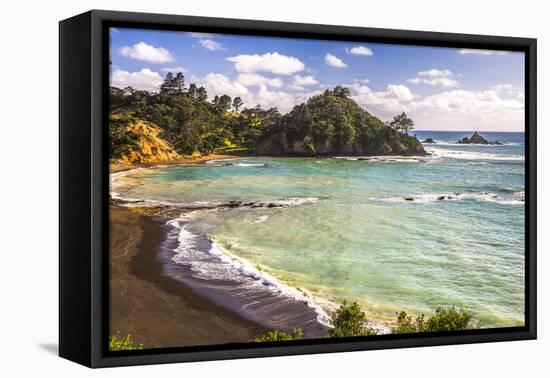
254;328;303;342
329;300;378;337
109;332;144;351
392;307;473;334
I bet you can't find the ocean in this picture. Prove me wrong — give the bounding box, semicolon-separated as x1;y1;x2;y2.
111;131;525;330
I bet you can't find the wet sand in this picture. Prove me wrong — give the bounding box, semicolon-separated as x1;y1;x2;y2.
109;205;266;348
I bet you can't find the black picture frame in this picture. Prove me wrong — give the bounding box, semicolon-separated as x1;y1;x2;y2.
59;9;537;368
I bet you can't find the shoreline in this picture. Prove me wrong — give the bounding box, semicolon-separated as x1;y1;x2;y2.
108;156;402;338
110;153;238;173
110;205;268;348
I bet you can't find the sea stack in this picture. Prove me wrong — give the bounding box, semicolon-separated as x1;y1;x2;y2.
458;131;502;145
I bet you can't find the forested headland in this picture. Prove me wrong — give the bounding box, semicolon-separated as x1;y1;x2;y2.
109;72;425;163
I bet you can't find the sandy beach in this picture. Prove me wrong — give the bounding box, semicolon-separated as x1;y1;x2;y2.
109;205;267;348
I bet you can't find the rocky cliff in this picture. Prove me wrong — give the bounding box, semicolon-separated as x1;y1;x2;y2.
110;115;182;164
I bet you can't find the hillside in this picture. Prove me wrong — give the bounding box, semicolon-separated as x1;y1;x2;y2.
109;75;425;161
109;115;181;164
256;88;425;156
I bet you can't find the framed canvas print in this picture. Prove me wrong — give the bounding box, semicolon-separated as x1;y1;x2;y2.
59;10;536;368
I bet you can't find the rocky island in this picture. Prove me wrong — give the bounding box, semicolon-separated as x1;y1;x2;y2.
458;131;503;145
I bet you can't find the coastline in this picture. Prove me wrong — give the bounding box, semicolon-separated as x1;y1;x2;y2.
110;153;238;173
110;204;267;348
109;147;525;340
108;155;408;340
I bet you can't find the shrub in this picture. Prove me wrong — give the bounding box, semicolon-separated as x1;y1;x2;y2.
329;300;378;337
109;332;144;351
424;307;473;332
391;307;473;334
254;328;303;342
392;311;425;334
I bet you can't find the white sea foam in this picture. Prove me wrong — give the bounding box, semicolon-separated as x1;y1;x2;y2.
374;191;525;205
205;158;244;165
425;147;524;161
167;211;333;327
234;163;272;167
423;141;516;147
254;215;269;223
333;156;427;163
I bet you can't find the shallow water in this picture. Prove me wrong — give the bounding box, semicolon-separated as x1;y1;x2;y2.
111;131;525;328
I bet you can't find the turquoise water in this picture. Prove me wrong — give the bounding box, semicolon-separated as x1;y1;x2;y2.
111;131;525;328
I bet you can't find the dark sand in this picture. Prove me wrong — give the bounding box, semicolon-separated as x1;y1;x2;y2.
109;205;266;348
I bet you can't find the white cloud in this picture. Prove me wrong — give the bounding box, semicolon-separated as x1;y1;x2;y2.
198;38;225;51
491;83;524;98
198;73;249;99
194;73;321;113
409;88;524;131
418;69;453;78
324;53;347;68
408;68;459;88
161;66;187;73
119;42;174;64
350;83;417;115
236;73;283;88
352;78;370;84
227;52;305;75
293;75;319;86
458;49;508;56
188;32;215;39
254;85;320;113
385;84;417;102
110;68;164;92
348;46;373;56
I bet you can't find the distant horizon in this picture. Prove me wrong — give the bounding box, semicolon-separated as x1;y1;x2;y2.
413;129;524;133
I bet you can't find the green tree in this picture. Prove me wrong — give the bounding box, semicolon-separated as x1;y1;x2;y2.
196;86;208;102
388;112;415;135
329;300;378;337
391;307;473;334
188;83;198;98
217;94;232;113
392;311;425;334
333;85;352;98
254;328;303;342
232;96;244;112
160;72;185;95
424;307;473;332
109;115;140;162
159;72;174;94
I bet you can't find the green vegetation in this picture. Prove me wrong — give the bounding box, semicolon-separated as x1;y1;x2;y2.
251;302;476;343
387;112;415;135
109;71;425;162
109;333;144;351
329;300;378;337
109;114;140;161
254;328;304;342
391;307;474;334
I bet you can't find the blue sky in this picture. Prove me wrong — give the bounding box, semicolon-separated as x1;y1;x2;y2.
110;28;525;131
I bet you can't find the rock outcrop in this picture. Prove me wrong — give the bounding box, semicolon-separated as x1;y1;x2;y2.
111;115;182;164
458;131;503;145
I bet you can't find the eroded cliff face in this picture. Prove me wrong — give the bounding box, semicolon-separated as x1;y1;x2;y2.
111;116;182;164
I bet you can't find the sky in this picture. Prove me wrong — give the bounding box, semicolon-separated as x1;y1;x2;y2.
110;28;525;131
